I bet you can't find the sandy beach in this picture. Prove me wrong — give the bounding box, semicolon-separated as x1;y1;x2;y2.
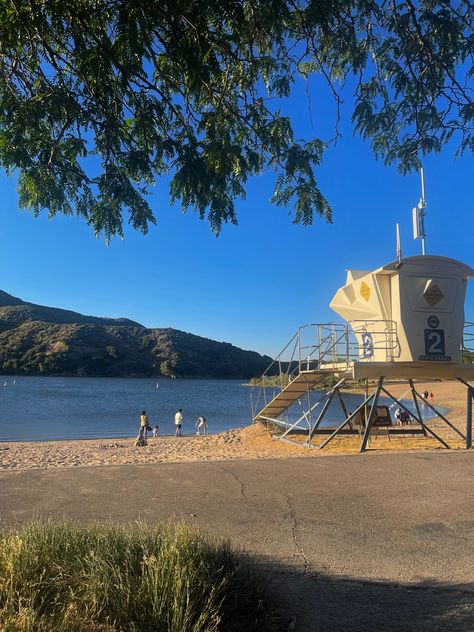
0;380;469;471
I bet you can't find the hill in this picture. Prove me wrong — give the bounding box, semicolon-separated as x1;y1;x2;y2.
0;289;143;328
0;291;272;378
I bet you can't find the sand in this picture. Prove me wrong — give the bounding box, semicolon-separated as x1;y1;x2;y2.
0;380;470;471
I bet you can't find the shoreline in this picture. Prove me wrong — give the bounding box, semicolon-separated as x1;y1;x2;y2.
0;432;221;445
0;380;469;471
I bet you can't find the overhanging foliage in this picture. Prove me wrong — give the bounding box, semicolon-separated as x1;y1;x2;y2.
0;0;472;239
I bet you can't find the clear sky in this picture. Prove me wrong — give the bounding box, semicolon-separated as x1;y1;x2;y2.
1;75;473;358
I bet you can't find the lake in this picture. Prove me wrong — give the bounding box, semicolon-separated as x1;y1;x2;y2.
0;376;439;442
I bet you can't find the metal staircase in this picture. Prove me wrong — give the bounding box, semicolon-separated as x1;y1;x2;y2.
255;370;327;420
250;321;474;452
251;321;397;424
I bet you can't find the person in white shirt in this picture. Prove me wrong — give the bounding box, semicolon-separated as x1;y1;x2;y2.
394;408;402;426
195;416;208;436
152;425;160;437
174;409;183;436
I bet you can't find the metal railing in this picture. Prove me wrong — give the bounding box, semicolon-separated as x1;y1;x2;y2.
462;322;474;360
348;320;399;362
250;320;399;419
251;320;474;421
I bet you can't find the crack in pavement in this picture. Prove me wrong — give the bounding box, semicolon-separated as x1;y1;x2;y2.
210;463;310;573
283;493;309;574
210;464;311;579
209;463;248;502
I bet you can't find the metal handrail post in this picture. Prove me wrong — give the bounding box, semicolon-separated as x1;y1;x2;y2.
345;326;349;366
298;329;301;374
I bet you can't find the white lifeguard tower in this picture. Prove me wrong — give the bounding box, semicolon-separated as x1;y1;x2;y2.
331;254;474;370
251;252;474;451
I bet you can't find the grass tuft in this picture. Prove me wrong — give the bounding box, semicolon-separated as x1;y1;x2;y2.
0;521;281;631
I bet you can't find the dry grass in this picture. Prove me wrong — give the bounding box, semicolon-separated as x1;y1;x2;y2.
0;521;281;632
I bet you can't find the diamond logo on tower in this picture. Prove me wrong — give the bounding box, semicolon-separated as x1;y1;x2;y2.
360;281;371;302
423;282;444;307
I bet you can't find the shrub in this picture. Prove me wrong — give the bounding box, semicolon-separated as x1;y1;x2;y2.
0;521;280;632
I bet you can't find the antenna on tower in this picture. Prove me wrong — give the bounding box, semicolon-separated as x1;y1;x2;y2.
396;223;402;263
412;167;427;255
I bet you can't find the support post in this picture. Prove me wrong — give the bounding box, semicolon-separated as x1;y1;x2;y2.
278;378;346;440
296;397;312;430
412;386;465;440
306;382;312;429
404;379;449;448
456;378;473;449
364;378;369;428
307;387;338;445
318;392;375;449
409;379;427;436
336;387;352;430
360;377;384;453
336;387;350;419
467;386;472;450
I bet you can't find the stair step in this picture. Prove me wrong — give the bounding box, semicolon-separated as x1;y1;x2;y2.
254;369;328;419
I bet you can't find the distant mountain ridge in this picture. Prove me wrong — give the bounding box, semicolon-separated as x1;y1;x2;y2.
0;290;143;328
0;290;272;378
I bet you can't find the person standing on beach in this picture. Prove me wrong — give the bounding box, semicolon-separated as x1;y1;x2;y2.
174;408;183;436
140;411;149;437
135;410;149;446
195;416;208;435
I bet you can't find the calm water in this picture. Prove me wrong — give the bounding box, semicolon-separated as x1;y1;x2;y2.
0;376;440;442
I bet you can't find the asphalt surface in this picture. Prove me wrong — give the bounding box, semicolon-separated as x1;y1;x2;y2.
1;451;474;630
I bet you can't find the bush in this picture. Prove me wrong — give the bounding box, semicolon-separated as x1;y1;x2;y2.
0;521;281;632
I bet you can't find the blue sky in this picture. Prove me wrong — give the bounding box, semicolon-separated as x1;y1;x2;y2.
1;76;473;358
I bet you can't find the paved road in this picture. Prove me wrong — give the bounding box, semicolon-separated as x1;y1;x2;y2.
1;451;474;630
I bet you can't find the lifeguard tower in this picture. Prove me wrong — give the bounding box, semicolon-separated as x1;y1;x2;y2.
330;254;474;371
251;180;474;451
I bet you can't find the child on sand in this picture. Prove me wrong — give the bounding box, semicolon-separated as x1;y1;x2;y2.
152;425;160;437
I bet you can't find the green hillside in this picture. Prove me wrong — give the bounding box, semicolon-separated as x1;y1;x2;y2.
0;291;272;378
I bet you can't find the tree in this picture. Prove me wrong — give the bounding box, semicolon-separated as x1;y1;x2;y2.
160;359;175;377
0;1;472;239
106;344;118;358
